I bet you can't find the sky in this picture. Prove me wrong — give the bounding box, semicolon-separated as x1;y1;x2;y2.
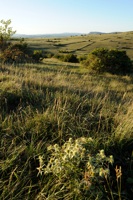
0;0;133;35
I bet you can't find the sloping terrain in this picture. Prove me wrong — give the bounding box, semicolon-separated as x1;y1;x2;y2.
23;31;133;59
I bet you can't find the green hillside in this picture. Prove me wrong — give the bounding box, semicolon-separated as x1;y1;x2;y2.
0;31;133;199
24;31;133;59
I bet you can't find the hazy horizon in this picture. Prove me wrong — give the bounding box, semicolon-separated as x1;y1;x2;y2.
14;31;128;36
0;0;133;35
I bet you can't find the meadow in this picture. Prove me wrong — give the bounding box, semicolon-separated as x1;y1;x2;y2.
25;31;133;59
0;32;133;199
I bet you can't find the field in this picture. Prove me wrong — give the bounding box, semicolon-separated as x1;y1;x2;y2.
25;31;133;60
0;32;133;199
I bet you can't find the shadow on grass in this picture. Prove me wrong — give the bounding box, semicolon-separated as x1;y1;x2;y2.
27;63;80;75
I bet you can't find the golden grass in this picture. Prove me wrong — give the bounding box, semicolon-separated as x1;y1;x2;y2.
0;59;133;199
22;31;133;59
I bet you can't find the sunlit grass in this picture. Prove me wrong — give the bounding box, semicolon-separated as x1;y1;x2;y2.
25;31;133;59
0;61;133;199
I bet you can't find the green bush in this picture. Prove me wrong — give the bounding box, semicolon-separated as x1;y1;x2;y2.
0;20;44;64
54;53;79;63
54;53;63;60
0;42;44;64
1;43;33;64
78;54;87;62
83;48;132;74
43;51;54;58
32;50;43;62
11;42;29;54
63;53;79;63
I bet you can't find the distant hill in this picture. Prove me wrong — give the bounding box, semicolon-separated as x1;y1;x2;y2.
88;32;105;35
14;33;83;38
14;31;127;38
88;32;122;35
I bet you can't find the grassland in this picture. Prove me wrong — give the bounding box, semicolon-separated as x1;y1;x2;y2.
24;31;133;60
0;32;133;199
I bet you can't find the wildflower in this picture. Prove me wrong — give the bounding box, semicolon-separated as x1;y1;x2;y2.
99;168;110;177
54;144;59;151
105;168;110;176
109;155;114;164
37;166;43;175
62;155;68;161
79;137;87;144
47;145;53;151
37;156;44;175
99;149;106;159
54;158;59;164
99;168;104;177
87;137;93;143
38;155;43;167
68;138;73;143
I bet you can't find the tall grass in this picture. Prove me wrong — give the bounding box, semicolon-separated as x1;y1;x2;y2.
0;62;133;199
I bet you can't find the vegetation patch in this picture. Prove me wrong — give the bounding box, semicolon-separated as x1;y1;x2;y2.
82;48;133;74
54;53;79;63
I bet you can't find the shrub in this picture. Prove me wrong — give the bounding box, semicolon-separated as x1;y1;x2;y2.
43;51;54;58
1;44;33;64
0;19;44;64
32;50;43;62
10;42;29;54
78;54;87;62
83;48;132;74
54;53;63;60
1;42;44;64
63;53;79;63
54;53;79;63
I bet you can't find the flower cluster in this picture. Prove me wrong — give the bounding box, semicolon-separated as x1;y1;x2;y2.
37;137;114;184
86;149;114;178
37;137;93;177
43;137;93;177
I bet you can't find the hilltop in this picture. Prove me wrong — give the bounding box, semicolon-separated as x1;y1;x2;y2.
14;32;83;38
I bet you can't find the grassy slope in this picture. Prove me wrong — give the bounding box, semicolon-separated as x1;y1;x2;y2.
0;60;133;199
25;31;133;59
0;32;133;199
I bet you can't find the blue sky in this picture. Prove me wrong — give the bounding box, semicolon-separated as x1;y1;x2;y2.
0;0;133;34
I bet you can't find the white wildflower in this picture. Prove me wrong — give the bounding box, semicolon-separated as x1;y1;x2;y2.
99;149;106;159
109;155;114;164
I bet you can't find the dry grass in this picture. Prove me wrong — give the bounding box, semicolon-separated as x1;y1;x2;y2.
0;56;133;199
21;31;133;59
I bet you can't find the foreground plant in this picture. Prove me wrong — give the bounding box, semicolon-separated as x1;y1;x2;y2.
37;137;115;199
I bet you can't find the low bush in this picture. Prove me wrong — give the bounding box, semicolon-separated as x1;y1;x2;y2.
43;51;54;58
54;53;79;63
32;50;43;62
82;48;132;74
78;54;87;62
63;53;79;63
0;43;45;64
0;44;33;64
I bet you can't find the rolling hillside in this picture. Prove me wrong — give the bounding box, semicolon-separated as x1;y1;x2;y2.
20;31;133;59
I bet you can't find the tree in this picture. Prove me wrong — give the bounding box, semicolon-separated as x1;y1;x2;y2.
0;19;16;52
0;19;16;41
0;19;33;64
